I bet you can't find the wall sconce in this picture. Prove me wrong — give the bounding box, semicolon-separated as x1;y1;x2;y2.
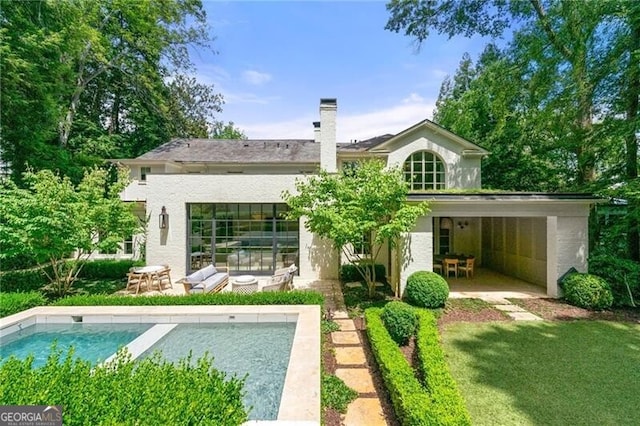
440;217;453;230
457;220;469;230
159;206;168;229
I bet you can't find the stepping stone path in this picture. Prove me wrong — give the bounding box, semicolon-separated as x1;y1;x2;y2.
479;297;544;321
331;309;388;426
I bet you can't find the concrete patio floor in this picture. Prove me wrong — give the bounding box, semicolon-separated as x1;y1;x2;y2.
445;267;547;299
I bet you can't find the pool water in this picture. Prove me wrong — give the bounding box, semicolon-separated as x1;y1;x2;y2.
0;323;154;367
141;322;297;420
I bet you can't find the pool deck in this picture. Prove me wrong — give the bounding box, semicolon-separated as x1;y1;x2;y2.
1;305;321;425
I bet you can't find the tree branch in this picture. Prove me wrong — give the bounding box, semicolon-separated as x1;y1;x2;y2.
529;0;573;61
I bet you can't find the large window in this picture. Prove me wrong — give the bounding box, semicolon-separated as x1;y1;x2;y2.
403;151;445;191
187;203;299;274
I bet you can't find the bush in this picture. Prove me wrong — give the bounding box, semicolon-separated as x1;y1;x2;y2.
381;301;417;346
365;308;471;425
340;263;386;283
53;290;324;307
0;266;50;293
562;273;613;310
0;292;47;318
404;271;449;308
0;349;247;425
76;259;144;280
414;310;471;425
589;254;640;307
321;373;358;413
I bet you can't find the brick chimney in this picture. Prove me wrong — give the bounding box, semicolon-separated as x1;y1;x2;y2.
319;98;337;172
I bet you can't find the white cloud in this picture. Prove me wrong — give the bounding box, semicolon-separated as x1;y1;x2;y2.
239;94;436;141
242;70;272;85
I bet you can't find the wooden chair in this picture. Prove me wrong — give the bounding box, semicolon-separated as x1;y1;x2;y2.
458;257;475;278
126;268;145;294
443;258;459;278
433;263;443;275
152;264;172;291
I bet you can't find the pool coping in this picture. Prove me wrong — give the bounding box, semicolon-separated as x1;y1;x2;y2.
1;305;321;425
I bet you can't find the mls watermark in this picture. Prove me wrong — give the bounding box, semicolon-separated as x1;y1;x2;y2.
0;406;62;426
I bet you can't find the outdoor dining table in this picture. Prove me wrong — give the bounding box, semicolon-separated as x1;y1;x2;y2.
130;265;167;293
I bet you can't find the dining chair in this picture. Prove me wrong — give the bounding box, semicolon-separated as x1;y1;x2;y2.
443;258;459;278
458;257;475;278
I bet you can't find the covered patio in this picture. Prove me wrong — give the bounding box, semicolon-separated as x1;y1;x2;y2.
445;268;547;299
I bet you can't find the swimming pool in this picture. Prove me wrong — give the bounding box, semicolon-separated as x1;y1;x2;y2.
0;305;320;425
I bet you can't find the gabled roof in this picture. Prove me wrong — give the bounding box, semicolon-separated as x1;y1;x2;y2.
136;138;320;163
342;119;489;156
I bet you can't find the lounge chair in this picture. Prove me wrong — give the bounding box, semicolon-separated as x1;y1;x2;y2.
260;264;297;292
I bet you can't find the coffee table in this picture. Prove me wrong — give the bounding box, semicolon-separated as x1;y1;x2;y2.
231;275;258;294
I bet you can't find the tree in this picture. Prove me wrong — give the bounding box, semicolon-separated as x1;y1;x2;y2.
387;0;640;259
0;166;139;296
282;160;429;298
209;121;248;139
0;0;214;182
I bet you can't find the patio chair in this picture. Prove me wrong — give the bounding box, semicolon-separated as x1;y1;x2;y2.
260;264;297;292
443;258;459;278
458;257;475;278
126;268;145;294
152;264;172;290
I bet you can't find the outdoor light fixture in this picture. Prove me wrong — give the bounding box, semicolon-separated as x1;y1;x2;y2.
440;217;453;230
457;220;469;230
159;206;168;229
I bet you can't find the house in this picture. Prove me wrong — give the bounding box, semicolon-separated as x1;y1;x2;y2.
117;98;599;297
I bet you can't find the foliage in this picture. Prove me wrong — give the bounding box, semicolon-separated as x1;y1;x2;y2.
366;308;471;425
381;301;417;346
0;0;230;181
415;310;472;425
589;252;640;307
76;259;144;280
53;290;324;307
209;121;248;139
0;167;139;296
404;271;450;308
0;292;47;318
339;263;387;284
561;273;614;311
321;319;340;334
0;267;50;293
321;373;358;413
0;348;247;426
284;159;429;298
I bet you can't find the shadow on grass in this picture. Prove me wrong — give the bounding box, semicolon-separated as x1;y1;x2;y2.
442;320;640;425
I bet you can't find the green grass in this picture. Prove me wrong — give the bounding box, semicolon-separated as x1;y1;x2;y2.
441;320;640;426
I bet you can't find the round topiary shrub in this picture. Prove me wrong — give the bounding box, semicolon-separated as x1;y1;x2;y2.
381;301;417;346
404;271;449;308
562;273;613;311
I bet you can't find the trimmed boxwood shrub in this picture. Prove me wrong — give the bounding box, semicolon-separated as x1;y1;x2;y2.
76;259;144;280
0;266;50;293
381;301;417;346
0;349;247;425
339;263;386;283
562;273;613;310
0;292;47;318
53;290;324;307
404;271;449;308
365;307;471;425
589;254;640;307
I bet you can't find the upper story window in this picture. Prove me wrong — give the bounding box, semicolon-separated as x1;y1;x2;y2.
140;167;151;181
403;151;445;191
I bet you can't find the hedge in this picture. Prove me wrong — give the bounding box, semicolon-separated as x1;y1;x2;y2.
0;349;247;425
0;266;50;293
589;254;640;307
365;307;471;425
76;259;144;280
339;263;386;283
415;310;472;425
0;292;47;318
53;290;324;307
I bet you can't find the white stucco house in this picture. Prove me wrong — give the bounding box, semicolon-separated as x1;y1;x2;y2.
116;98;599;297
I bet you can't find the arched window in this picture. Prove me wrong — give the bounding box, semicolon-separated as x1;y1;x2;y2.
403;151;445;191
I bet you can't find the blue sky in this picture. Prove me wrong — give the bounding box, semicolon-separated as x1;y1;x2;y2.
191;1;496;141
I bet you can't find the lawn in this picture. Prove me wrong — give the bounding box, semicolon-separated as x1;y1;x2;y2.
440;320;640;426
